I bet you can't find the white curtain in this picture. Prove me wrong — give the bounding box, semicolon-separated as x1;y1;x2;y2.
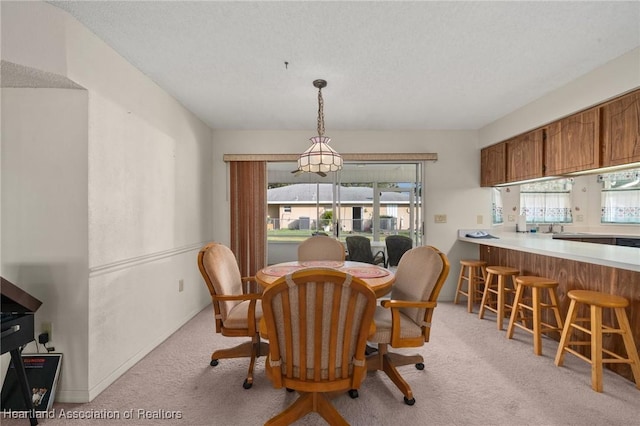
601;190;640;223
520;192;571;223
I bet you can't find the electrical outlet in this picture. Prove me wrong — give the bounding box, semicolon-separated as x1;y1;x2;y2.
41;322;52;342
178;279;184;292
576;215;584;222
434;214;447;223
508;215;515;222
477;215;483;225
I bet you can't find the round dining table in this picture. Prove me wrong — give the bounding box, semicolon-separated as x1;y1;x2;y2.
256;260;395;298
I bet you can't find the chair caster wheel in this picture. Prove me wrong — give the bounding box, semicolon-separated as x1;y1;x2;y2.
286;388;294;392
348;389;358;399
415;363;424;370
404;396;416;406
243;379;253;389
210;359;219;367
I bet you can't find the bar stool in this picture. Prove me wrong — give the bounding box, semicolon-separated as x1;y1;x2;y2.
454;259;487;313
506;276;564;355
554;290;640;392
478;266;519;330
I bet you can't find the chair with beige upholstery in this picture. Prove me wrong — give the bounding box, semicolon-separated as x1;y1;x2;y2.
260;268;377;425
297;235;346;262
197;242;268;389
367;245;450;405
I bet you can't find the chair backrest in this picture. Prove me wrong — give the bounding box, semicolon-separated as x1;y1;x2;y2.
198;242;244;329
297;235;346;262
261;268;377;390
391;245;450;341
345;236;375;264
385;235;413;267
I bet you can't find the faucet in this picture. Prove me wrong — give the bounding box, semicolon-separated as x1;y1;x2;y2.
548;223;564;233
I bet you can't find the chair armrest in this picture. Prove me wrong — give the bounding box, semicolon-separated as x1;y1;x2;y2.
241;276;261;294
380;299;437;347
380;299;437;309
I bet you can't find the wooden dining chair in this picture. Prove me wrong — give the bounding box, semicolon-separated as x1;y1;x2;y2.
197;242;268;389
297;235;346;262
261;267;377;425
367;245;450;405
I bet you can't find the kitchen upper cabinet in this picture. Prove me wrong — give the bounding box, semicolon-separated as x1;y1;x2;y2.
601;89;640;167
480;142;506;187
545;107;600;175
506;129;544;182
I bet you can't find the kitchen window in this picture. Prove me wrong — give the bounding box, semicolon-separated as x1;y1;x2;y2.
520;179;572;223
600;168;640;224
492;188;504;224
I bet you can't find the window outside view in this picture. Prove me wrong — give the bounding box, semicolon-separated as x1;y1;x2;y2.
267;162;423;244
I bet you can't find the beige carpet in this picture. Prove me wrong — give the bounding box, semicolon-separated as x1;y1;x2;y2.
3;301;639;425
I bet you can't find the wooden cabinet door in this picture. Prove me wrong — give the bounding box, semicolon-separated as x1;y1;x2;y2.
545;107;600;175
506;129;544;182
480;142;506;187
601;90;640;167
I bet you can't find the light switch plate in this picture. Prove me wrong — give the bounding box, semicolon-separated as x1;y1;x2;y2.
434;214;447;223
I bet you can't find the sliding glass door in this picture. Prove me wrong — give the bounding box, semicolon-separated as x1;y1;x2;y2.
267;161;423;247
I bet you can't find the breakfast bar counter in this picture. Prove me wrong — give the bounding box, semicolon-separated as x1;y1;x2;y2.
457;230;640;272
457;229;640;383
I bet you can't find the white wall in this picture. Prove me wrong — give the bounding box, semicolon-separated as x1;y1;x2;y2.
1;1;213;402
1;88;89;393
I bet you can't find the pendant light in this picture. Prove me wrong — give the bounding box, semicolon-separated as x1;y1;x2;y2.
297;79;343;174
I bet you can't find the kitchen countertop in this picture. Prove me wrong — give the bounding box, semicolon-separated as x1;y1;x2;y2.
458;229;640;272
550;233;640;239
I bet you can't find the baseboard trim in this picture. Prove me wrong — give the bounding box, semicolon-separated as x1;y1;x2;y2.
89;242;207;277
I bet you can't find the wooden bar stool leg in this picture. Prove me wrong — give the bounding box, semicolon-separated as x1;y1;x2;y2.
555;300;578;367
478;266;487;306
591;304;603;392
467;267;477;313
496;276;505;330
548;287;564;332
532;287;542;356
478;272;493;320
506;283;524;339
454;265;464;305
614;307;640;389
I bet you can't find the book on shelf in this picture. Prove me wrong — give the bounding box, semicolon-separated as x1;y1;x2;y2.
1;353;62;412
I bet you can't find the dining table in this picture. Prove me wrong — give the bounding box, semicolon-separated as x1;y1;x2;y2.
256;260;395;298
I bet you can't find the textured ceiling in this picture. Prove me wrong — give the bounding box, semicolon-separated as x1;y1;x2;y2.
48;1;640;131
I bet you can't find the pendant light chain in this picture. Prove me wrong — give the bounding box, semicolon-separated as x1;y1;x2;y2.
317;86;325;137
297;78;342;174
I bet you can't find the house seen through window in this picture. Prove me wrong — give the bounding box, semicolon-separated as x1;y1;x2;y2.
267;162;423;245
